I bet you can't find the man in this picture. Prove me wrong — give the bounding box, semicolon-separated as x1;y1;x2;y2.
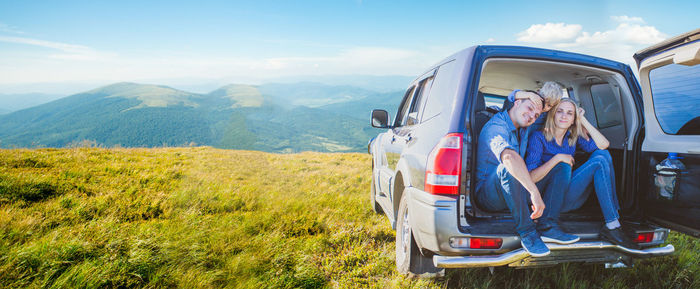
502;81;564;135
475;90;579;257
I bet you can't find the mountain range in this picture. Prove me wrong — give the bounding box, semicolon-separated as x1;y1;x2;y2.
0;82;402;152
0;93;65;114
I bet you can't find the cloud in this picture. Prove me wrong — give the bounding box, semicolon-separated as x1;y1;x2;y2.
0;36;90;53
554;20;666;48
516;23;582;43
0;23;23;34
611;15;644;23
565;23;665;47
486;38;496;43
516;16;667;65
0;36;113;61
0;45;430;85
244;47;422;74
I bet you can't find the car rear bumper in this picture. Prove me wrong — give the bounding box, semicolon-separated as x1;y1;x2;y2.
407;187;524;254
433;242;675;268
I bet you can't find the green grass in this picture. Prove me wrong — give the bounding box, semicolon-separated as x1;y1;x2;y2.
0;148;698;288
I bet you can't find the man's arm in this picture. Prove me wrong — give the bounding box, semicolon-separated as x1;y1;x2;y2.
500;149;545;219
500;89;521;112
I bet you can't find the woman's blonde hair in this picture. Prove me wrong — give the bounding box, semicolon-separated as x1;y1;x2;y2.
543;98;582;146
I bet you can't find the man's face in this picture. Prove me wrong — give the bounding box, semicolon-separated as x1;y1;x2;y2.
512;97;542;128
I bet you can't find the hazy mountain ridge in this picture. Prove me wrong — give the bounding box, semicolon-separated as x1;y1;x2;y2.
0;92;65;113
256;82;378;107
0;82;402;152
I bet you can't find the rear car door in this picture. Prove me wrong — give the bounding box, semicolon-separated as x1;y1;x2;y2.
634;29;700;237
377;86;416;200
379;74;435;199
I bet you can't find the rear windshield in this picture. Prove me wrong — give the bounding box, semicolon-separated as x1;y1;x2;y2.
649;63;700;135
484;93;506;108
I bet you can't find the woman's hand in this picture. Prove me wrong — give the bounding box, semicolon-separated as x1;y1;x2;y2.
577;106;593;139
555;153;574;166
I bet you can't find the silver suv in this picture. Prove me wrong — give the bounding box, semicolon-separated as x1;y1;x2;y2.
368;29;700;276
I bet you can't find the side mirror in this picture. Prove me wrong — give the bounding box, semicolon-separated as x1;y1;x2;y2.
371;109;390;128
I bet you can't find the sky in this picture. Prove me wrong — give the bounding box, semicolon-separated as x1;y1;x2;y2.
0;0;698;94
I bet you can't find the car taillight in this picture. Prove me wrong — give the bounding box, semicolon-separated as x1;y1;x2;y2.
425;133;463;195
470;238;503;249
634;232;654;243
449;237;503;249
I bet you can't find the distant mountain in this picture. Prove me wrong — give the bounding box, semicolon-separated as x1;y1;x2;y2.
0;93;65;113
0;82;382;152
318;90;403;120
257;82;376;107
207;84;264;108
0;83;215;148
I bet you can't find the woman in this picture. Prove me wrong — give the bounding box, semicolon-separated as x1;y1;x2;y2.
525;98;638;249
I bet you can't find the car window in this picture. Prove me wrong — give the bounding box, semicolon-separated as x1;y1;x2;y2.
408;77;434;124
590;83;623;129
422;60;457;122
567;88;575;101
649;63;700;135
394;86;416;127
484;93;506;109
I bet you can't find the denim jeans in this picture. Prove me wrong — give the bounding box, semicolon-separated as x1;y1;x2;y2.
534;162;572;231
561;150;620;223
477;163;535;235
476;162;570;235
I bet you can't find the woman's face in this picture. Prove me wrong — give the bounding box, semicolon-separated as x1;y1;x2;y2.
553;101;576;129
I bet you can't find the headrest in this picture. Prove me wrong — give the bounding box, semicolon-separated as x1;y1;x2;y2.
475;91;486;111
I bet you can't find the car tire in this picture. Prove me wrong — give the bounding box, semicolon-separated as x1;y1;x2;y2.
395;192;444;277
370;173;383;214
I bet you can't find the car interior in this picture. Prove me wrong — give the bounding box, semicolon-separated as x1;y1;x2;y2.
468;58;641;223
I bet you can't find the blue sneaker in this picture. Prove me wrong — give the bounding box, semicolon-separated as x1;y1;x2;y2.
520;231;550;257
540;226;580;244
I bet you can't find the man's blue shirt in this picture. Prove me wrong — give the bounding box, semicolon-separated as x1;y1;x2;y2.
475;110;529;193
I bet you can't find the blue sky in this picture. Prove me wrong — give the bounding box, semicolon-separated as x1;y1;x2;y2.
0;0;698;93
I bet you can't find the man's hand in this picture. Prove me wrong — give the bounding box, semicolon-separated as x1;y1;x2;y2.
530;194;545;219
555;153;574;166
526;92;543;112
514;90;529;100
514;91;543;110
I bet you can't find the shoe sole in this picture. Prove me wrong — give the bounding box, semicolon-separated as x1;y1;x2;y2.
520;241;551;257
541;235;580;245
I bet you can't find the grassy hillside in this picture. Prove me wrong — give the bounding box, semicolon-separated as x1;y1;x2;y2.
0;148;698;288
